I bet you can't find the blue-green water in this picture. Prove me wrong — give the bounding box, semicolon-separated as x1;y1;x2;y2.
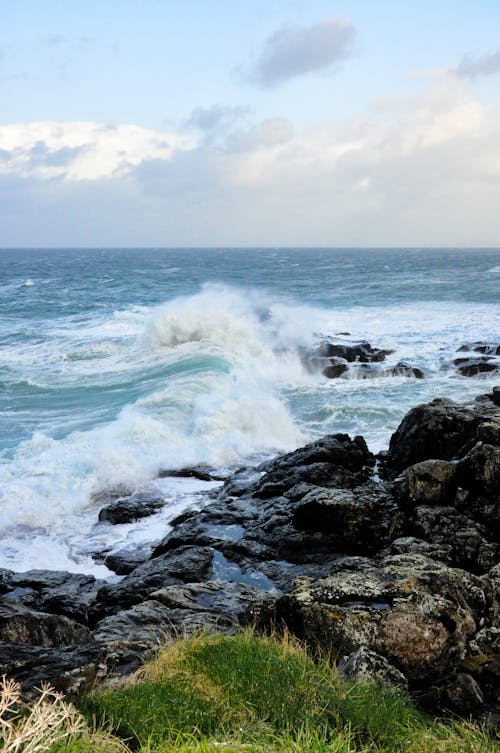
0;248;499;573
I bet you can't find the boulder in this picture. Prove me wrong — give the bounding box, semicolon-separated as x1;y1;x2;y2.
386;362;424;379
392;459;457;509
0;602;91;647
98;493;165;524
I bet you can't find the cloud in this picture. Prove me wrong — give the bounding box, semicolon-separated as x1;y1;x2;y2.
184;104;250;132
0;122;195;181
455;47;500;79
243;18;356;87
2;77;500;245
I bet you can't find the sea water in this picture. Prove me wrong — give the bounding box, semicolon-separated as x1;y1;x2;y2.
0;248;499;575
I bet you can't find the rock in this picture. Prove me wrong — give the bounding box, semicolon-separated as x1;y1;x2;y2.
492;386;500;407
457;342;500;356
158;466;227;482
1;571;104;626
387;362;424;379
292;485;403;555
392;459;457;509
317;340;393;363
98;493;165;524
102;545;152;575
338;647;408;691
254;434;375;496
455;358;499;377
0;640;105;695
91;546;214;620
457;442;500;497
383;396;500;478
322;358;349;379
444;672;484;713
0;602;92;647
247;554;490;685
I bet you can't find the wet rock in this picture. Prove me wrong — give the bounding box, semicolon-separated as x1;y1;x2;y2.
1;571;104;626
383;396;500;477
254;434;375;496
457;342;500;356
0;640;105;695
292;485;403;555
322;358;349;379
386;362;424;379
0;602;92;647
158;466;227;482
393;459;457;509
455;358;499;377
98;493;165;524
102;545;152;575
92;546;214;620
317;340;393;363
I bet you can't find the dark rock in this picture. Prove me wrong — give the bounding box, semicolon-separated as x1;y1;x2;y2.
0;640;105;695
444;672;484;713
457;342;500;356
158;466;227;482
2;571;104;626
492;386;500;407
292;485;403;555
102;545;152;575
387;362;424;379
457;442;500;497
322;358;349;379
392;459;457;509
91;546;214;620
98;494;165;524
383;396;500;478
455;358;499;377
317;340;393;363
0;602;91;647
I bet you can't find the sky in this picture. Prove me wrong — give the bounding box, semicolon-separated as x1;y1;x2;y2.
1;0;500;246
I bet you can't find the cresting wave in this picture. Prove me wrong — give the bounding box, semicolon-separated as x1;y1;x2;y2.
0;282;499;574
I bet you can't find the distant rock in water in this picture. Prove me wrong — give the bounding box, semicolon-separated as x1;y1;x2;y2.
304;337;425;380
453;342;500;377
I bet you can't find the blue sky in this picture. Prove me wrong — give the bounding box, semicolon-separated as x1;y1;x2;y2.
1;1;500;245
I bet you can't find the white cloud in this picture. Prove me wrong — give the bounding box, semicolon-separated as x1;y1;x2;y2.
1;77;500;245
243;18;356;87
0;121;195;181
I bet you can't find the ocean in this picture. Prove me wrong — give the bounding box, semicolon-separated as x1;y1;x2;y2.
0;247;499;576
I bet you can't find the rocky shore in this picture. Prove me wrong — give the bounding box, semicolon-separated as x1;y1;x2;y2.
0;382;498;725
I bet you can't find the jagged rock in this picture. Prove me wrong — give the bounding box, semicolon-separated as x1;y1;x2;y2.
455;358;499;377
457;442;500;497
102;545;152;575
98;493;165;524
317;340;393;363
292;485;403;555
158;466;227;482
0;640;105;695
0;602;91;647
383;395;500;477
457;342;500;356
91;546;214;620
387;362;424;379
246;554;491;685
338;647;408;691
322;358;349;378
0;571;104;626
443;672;484;713
393;459;457;509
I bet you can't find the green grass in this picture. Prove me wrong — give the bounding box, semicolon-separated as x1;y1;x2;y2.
42;631;497;753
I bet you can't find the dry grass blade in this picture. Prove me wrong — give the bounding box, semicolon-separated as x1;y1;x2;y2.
0;675;85;753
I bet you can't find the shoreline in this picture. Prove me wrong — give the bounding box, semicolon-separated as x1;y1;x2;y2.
0;384;498;726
